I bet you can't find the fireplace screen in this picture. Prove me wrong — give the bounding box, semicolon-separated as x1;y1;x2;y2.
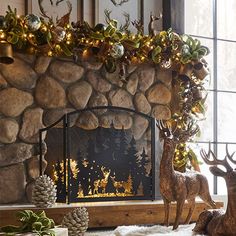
39;106;161;203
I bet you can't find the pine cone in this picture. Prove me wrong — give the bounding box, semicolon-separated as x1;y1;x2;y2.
32;175;57;208
61;208;89;236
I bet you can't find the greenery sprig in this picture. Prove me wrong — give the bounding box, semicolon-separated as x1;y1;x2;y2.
0;210;55;236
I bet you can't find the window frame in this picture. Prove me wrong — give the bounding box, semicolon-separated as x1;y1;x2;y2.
164;0;236;194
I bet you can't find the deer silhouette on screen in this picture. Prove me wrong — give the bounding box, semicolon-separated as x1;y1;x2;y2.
157;120;216;230
93;167;111;195
193;144;236;236
110;175;132;194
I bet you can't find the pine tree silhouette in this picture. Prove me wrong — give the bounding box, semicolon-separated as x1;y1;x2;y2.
138;147;150;196
139;147;149;176
120;126;128;156
126;136;140;194
68;161;78;202
102;122;118;173
120;127;130;178
76;146;90;196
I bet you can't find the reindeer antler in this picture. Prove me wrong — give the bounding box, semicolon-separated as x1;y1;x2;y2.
172;121;199;143
179;121;199;142
156;120;172;138
119;12;130;32
132;19;144;35
56;0;65;6
157;120;199;143
56;0;72;27
104;9;112;25
111;0;129;6
200;144;233;171
38;0;52;21
226;144;236;165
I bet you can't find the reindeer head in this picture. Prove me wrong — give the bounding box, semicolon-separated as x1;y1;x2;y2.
201;145;236;191
101;166;111;178
157;120;199;145
38;0;72;26
150;13;163;22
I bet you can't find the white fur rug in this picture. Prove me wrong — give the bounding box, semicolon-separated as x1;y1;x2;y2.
85;224;206;236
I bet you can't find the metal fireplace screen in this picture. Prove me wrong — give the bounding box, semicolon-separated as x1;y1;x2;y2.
39;106;161;203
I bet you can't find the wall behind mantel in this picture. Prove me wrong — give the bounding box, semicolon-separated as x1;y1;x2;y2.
0;0;162;34
0;0;25;15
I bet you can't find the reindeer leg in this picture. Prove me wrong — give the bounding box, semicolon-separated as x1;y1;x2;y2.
185;198;195;224
173;199;185;230
163;198;170;226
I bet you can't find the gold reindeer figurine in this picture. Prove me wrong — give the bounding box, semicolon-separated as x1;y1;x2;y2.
193;144;236;236
157;121;216;230
148;13;162;37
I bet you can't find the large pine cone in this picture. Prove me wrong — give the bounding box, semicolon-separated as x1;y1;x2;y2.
32;175;57;208
61;208;89;236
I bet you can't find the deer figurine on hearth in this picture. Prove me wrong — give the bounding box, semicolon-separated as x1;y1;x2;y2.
157;120;216;230
193;145;236;236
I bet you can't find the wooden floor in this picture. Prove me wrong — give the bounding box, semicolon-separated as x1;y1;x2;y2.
0;200;223;228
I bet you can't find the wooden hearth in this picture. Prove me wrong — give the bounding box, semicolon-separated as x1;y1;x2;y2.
0;200;223;228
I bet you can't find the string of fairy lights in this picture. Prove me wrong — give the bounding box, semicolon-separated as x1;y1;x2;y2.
0;5;210;170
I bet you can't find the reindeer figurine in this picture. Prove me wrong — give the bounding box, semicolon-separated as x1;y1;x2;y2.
157;121;216;230
93;167;111;195
148;13;162;37
193;145;236;236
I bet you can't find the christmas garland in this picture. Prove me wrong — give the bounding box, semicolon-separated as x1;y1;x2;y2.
0;6;210;170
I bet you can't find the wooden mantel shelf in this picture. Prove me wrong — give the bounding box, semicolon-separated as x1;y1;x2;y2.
0;200;223;228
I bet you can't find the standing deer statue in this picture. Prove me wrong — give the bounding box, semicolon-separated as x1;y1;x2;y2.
193;145;236;236
157;121;216;230
93;167;111;195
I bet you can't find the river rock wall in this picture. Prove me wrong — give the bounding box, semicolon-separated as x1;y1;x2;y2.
0;53;172;203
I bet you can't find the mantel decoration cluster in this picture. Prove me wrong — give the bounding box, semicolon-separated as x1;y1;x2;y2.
0;4;210;170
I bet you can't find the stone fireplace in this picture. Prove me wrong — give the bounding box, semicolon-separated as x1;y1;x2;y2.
0;52;172;204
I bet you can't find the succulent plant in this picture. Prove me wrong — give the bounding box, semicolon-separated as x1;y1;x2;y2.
181;34;210;63
0;210;55;236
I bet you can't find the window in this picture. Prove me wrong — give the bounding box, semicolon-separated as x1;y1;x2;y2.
182;0;236;195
